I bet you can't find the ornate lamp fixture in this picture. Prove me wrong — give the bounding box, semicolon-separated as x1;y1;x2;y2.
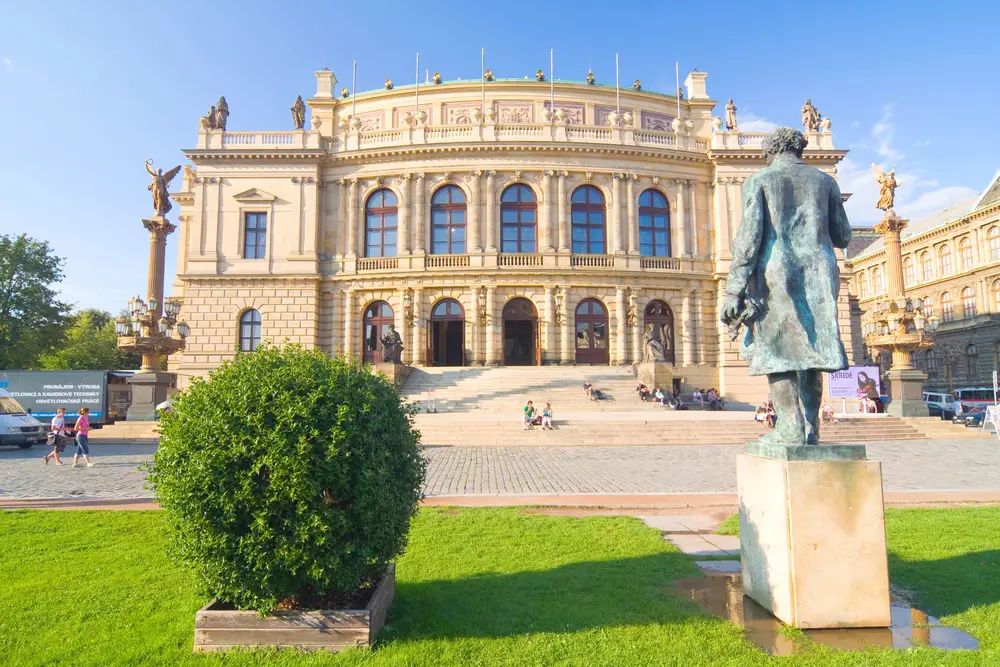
860;295;937;370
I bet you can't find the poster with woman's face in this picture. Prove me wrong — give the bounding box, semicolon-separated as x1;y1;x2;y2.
828;366;882;399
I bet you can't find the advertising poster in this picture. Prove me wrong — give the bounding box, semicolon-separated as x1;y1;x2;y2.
828;366;881;400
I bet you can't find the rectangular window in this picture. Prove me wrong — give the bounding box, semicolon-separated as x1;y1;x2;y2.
243;212;267;259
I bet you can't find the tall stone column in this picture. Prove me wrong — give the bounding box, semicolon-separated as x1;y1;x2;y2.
557;171;570;253
544;286;556;363
690;180;701;258
631;291;642;364
469;170;482;252
615;286;627;364
485;170;497;253
414;173;426;254
627;174;638;255
346;178;358;258
878;217;906;298
681;290;694;365
344;290;356;358
471;287;482;365
676;179;689;257
560;289;573;364
695;289;705;364
973;227;983;267
485;286;498;365
541;170;555;252
398;174;412;255
412;287;424;365
612;173;624;254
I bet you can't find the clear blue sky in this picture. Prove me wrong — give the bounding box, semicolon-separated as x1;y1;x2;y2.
2;1;998;314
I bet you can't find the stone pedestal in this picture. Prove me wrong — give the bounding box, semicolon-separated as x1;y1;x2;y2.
374;363;411;389
885;368;929;417
126;371;175;422
636;361;673;390
737;450;891;629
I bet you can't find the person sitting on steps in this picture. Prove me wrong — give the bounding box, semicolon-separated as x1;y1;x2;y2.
523;400;536;430
635;383;651;401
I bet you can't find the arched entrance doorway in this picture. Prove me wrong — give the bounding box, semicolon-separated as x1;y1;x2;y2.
643;300;675;363
362;301;395;364
430;299;465;366
575;298;609;364
502;298;538;366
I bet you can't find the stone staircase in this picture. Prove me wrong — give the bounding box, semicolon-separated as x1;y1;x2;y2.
903;417;990;439
89;421;159;444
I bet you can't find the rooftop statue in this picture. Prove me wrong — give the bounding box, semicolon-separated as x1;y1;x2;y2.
145;160;181;217
341;87;350;98
200;105;217;130
484;69;494;82
801;98;820;132
725;98;738;131
721;127;852;445
291;95;306;129
871;163;901;213
215;97;229;131
536;69;545;82
586;70;595;85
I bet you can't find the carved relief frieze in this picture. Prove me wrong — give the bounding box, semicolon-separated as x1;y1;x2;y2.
444;103;482;125
392;105;432;128
642;111;674;131
496;101;534;124
355;111;383;132
542;101;584;125
595;105;633;127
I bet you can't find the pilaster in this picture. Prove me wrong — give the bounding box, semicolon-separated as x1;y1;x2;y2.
676;179;689;258
414;173;426;254
399;174;412;255
485;171;497;253
485;286;498;365
627;174;639;255
557;171;570;253
346;178;358;258
542;170;555;252
615;286;627;365
544;286;556;364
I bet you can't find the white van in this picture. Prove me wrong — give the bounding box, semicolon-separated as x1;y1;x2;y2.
0;389;46;449
923;391;955;419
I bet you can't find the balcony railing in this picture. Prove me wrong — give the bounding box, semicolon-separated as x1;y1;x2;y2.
357;257;398;272
425;254;471;269
499;253;544;267
640;257;681;271
570;254;614;268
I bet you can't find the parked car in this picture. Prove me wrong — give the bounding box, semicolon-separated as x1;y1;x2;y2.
0;389;46;449
923;391;955;419
953;405;986;428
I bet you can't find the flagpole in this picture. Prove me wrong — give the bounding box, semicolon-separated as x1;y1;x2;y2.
550;48;554;115
675;61;680;120
415;52;419;116
481;48;486;112
615;53;620;115
352;60;357;120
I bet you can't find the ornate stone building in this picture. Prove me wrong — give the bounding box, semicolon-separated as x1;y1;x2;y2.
169;66;851;401
846;172;1000;390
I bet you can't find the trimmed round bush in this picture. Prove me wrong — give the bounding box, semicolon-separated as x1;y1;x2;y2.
149;345;425;613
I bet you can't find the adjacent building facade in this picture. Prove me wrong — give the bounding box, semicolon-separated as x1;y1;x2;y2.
846;172;1000;391
169;66;852;402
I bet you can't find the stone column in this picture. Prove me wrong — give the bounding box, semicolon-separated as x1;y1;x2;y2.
346;178;358;258
485;170;497;253
557;171;570;253
542;170;555;252
690;180;701;258
469;170;482;252
676;179;689;257
414;173;426;254
973;227;983;266
627;174;638;255
544;286;556;363
344;290;356;358
412;287;424;365
485;286;498;365
681;290;694;365
398;174;412;255
612;174;624;254
631;291;642;365
695;289;705;364
471;287;482;365
877;216;908;298
615;286;627;364
397;287;409;363
560;289;573;364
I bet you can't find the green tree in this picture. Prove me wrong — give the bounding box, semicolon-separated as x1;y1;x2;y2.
39;309;140;370
0;234;70;369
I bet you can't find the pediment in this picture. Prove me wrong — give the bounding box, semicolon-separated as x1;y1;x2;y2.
233;188;278;203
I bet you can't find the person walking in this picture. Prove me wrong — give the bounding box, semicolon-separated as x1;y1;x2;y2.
541;403;554;430
72;408;95;468
43;407;70;465
523;401;536;430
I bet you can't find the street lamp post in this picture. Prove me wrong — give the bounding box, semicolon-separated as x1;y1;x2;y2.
117;161;188;421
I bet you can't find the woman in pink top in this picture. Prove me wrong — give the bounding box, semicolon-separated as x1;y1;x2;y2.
73;408;95;468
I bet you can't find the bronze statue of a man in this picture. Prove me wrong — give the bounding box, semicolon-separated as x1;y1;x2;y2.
721;127;852;445
380;325;404;365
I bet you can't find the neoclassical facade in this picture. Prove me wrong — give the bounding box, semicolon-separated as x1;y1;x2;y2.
846;172;1000;389
168;66;852;401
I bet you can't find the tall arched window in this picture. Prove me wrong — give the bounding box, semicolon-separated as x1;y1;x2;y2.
872;267;885;295
365;189;398;258
571;185;606;254
994;280;1000;313
962;287;977;319
902;257;915;287
500;184;537;253
989;227;1000;261
941;292;954;323
431;185;467;255
922;297;933;319
362;301;395;364
959;238;973;271
858;273;869;299
643;300;675;363
239;309;262;352
967;344;980;377
638;189;670;257
926;349;938;376
920;251;934;282
938;245;953;276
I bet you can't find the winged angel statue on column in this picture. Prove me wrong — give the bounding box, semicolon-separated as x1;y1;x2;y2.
146;159;182;216
871;163;901;213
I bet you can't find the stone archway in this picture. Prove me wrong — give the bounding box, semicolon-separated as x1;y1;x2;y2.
502;298;538;366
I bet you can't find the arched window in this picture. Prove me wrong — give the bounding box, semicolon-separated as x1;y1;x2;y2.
500;184;537;254
959;238;973;271
926;349;937;376
571;185;606;255
920;251;934;282
239;309;262;352
431;299;464;319
989;227;1000;261
938;245;953;276
941;292;954;323
858;273;869;299
967;344;980;377
638;189;670;257
994;280;1000;313
872;267;885;295
362;301;395;364
922;297;933;319
365;189;398;258
643;300;675;363
575;298;609;364
431;185;467;255
962;287;977;319
902;257;915;287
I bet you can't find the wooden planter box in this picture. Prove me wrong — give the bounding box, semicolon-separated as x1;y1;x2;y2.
193;564;394;653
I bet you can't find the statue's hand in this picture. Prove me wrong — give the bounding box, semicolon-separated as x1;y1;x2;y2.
721;294;744;325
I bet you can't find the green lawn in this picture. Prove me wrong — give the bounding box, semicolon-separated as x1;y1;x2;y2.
0;507;997;666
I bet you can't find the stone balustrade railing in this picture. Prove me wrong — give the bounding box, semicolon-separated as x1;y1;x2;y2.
345;252;689;275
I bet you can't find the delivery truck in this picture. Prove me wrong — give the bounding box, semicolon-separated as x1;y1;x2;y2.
0;370;134;427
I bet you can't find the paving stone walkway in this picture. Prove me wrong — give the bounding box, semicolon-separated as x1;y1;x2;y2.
1;439;998;500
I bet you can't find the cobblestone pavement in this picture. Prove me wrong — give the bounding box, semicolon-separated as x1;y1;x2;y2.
1;439;998;500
